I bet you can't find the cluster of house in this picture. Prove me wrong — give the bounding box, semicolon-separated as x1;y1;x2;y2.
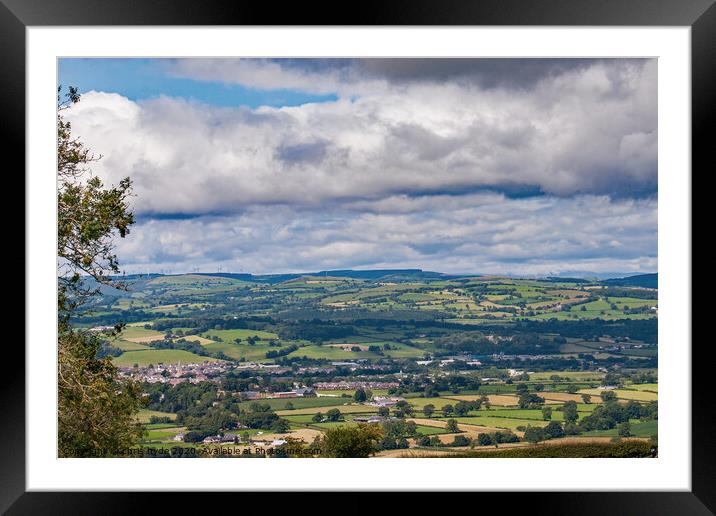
313;381;399;390
416;358;482;367
173;432;287;448
236;386;316;400
365;396;405;407
491;353;551;361
294;366;337;374
234;362;291;374
329;361;391;371
117;361;232;385
353;415;392;423
88;325;116;332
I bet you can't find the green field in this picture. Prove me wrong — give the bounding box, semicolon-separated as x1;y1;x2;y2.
581;419;658;437
286;345;382;360
201;328;280;341
136;409;177;423
529;371;605;381
626;383;658;392
238;396;351;412
117;326;164;339
449;416;551;430
111;339;151;351
578;389;658;402
113;349;223;367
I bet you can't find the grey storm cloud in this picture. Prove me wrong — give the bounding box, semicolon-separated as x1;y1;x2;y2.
358;58;636;89
167;57;651;93
276;140;329;165
63;58;657;275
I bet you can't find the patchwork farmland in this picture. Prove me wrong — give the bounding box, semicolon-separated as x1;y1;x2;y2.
77;270;657;457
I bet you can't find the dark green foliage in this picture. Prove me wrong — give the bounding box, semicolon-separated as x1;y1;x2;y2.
478;433;494;446
450;435;471;447
325;408;343;422
57;87;143;457
320;425;383;457
354;388;367;402
543;421;565;439
563;400;579;423
518;392;545;409
523;426;544;444
449;441;655;458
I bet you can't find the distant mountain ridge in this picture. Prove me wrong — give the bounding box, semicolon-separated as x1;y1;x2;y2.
192;269;475;283
114;269;657;287
601;273;658;289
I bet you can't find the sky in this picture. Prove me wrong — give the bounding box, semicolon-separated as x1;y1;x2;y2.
58;58;657;277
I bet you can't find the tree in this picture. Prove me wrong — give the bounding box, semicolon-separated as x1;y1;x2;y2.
325;408;343;422
423;384;438;398
442;404;454;417
543;421;565;439
446;419;459;433
523;426;544;444
393;400;414;418
422;404;435;418
618;421;632;437
478;433;494;446
312;412;324;423
518;392;545;409
624;400;642;420
454;401;471;416
542;406;553;421
354;388;367;402
601;390;617;402
271;419;291;433
320;425;382;458
563;422;581;435
563;400;579;423
57;87;143;457
581;394;592;404
451;435;471;447
377;406;390;417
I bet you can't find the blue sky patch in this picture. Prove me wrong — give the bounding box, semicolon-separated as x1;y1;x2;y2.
58;58;338;108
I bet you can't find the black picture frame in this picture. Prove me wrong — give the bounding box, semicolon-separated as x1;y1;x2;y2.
4;0;712;512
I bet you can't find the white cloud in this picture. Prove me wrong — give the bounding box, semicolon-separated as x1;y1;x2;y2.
115;195;657;275
63;59;657;274
64;59;656;217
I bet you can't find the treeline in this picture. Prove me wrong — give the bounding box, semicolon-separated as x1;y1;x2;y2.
148;338;232;361
434;331;563;355
601;287;658;299
265;344;299;359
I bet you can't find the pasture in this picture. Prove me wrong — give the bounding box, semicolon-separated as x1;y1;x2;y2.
577;389;658;402
113;349;223;367
136;409;177;423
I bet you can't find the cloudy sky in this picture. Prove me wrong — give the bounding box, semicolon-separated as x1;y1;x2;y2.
59;58;657;277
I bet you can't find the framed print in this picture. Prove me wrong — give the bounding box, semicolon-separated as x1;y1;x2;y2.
5;0;713;512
